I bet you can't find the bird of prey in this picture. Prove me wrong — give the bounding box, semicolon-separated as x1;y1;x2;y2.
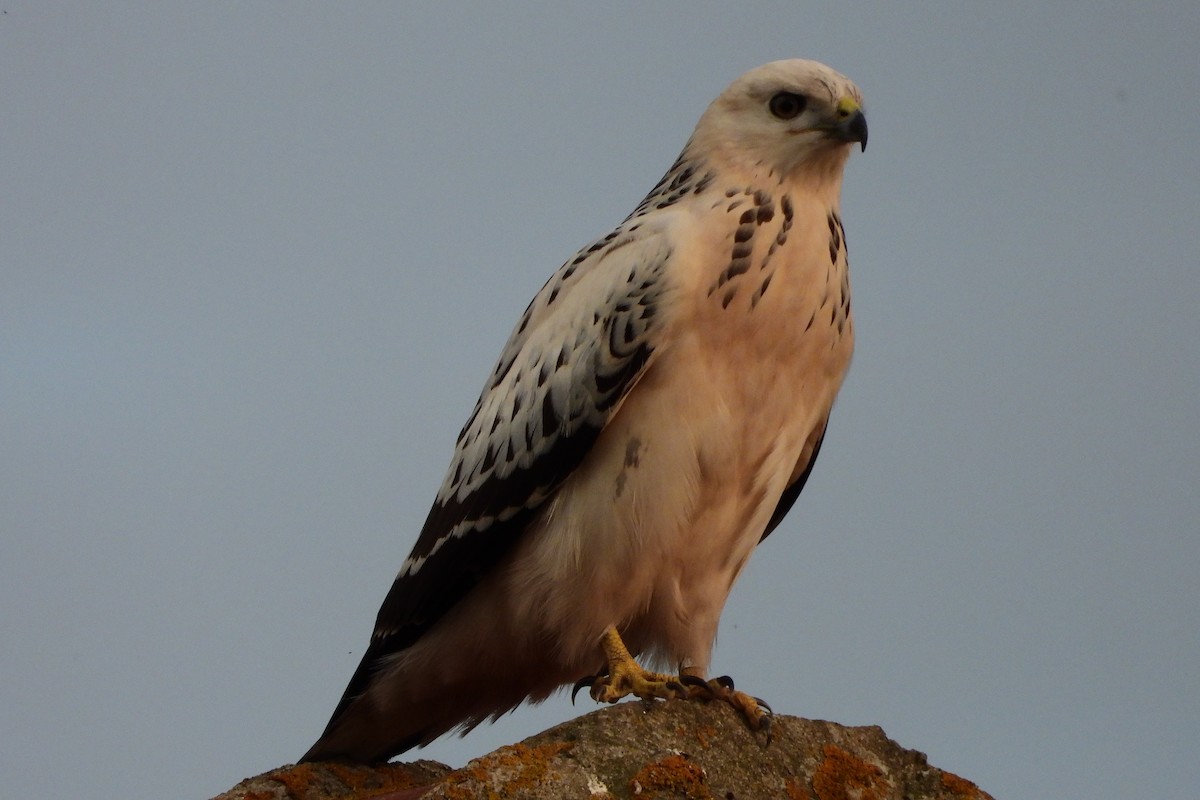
302;59;867;764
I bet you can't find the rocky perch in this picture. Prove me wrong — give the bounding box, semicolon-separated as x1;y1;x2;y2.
215;701;992;800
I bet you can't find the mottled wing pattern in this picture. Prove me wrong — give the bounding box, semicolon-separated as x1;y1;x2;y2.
321;225;674;721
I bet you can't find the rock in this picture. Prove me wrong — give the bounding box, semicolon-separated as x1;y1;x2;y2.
214;701;992;800
213;759;451;800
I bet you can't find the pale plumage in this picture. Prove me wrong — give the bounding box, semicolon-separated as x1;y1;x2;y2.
302;59;867;763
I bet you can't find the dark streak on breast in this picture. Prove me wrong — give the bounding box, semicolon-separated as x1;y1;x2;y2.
709;188;779;305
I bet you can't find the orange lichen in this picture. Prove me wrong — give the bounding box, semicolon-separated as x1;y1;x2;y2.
784;775;814;800
629;753;713;799
437;741;572;800
694;723;720;749
940;770;986;798
811;744;891;800
266;761;437;799
268;762;320;798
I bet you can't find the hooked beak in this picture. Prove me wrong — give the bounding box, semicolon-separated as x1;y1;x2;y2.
832;96;868;152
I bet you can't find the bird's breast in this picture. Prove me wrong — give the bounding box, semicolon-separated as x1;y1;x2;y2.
508;186;856;668
679;185;855;395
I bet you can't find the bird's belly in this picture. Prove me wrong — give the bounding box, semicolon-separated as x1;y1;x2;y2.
508;312;851;671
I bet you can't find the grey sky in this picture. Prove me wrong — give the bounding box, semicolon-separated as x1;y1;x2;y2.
3;3;1197;798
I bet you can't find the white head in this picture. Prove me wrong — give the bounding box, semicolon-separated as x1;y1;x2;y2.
691;60;867;183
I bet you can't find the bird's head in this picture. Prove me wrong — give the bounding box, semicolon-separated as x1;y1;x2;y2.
692;60;867;183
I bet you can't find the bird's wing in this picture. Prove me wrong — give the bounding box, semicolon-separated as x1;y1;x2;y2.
324;223;674;719
759;419;828;542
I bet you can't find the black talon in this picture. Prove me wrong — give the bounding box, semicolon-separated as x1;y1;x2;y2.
754;696;772;714
761;714;773;745
678;674;710;690
713;675;735;690
571;674;598;704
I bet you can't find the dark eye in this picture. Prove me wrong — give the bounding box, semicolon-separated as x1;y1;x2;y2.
768;91;807;120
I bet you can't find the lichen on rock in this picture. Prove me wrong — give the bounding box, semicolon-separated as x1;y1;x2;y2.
214;701;992;800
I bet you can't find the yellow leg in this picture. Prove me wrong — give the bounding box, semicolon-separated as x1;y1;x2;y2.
573;626;772;735
589;627;687;703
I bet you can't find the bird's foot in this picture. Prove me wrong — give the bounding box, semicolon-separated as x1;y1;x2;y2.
571;627;772;740
571;663;689;705
571;631;689;704
678;673;773;739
